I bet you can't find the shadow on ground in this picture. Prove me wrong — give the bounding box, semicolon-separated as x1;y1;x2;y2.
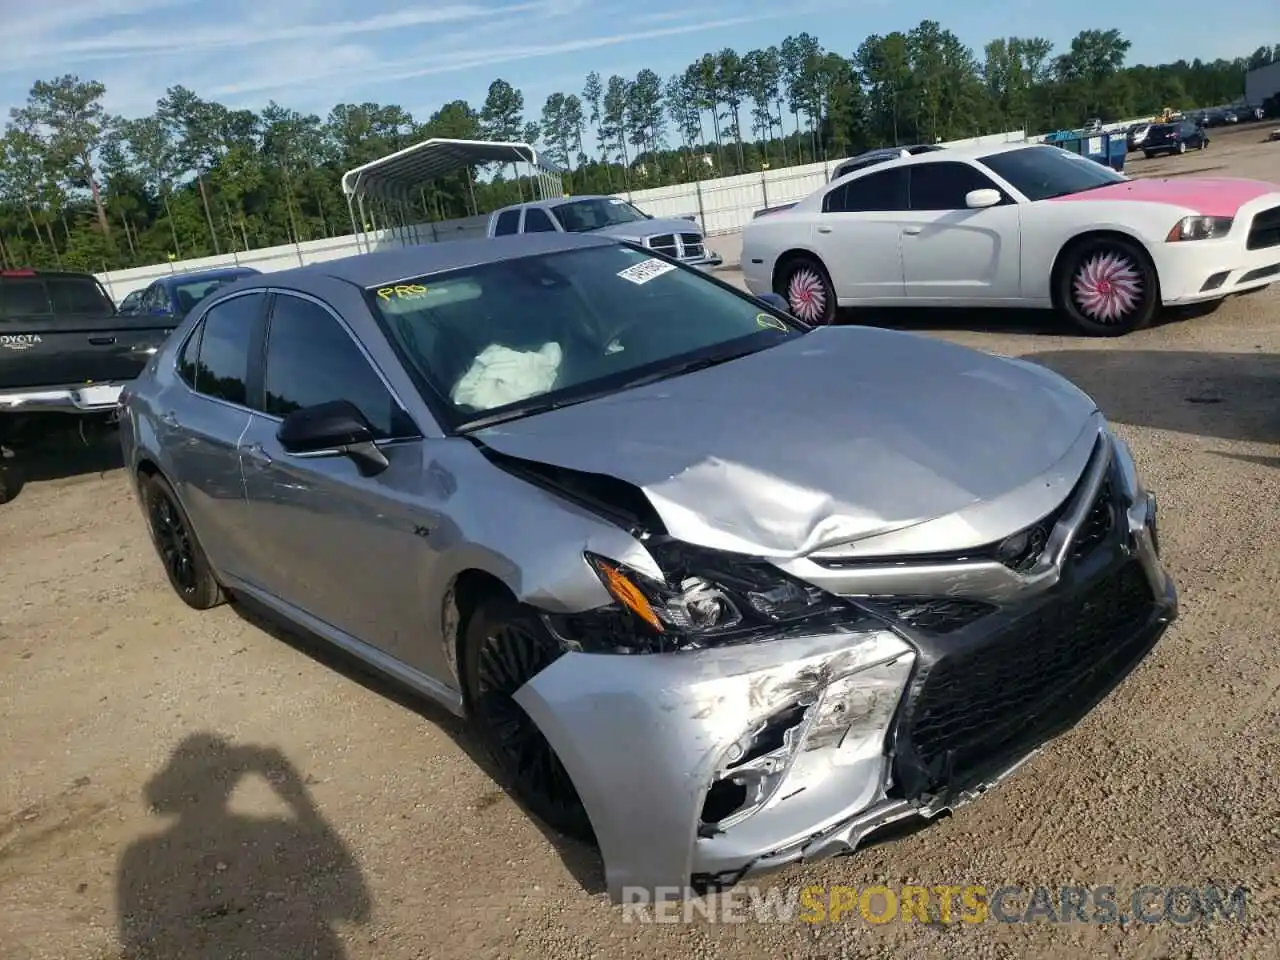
1;428;123;504
117;733;372;959
230;598;607;898
1023;349;1280;447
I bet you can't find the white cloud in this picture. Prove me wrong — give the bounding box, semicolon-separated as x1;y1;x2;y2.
13;0;587;62
1;0;191;37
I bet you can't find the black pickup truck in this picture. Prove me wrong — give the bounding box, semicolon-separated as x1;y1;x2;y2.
1;268;177;502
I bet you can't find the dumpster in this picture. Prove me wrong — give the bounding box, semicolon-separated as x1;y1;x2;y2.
1043;128;1127;172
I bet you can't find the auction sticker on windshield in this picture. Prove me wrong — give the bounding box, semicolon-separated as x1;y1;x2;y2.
617;258;677;285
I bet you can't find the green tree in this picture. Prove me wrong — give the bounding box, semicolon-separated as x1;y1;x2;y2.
13;76;114;241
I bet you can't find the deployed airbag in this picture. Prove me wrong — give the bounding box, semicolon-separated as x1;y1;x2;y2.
452;342;563;410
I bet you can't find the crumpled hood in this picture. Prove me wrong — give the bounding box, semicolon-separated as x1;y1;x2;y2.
595;217;702;241
475;327;1098;557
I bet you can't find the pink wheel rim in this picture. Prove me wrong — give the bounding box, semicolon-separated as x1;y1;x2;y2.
787;268;828;323
1072;251;1143;324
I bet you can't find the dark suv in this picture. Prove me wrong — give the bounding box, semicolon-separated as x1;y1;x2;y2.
1143;121;1209;158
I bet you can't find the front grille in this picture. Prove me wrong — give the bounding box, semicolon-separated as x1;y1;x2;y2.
680;232;705;259
869;597;996;634
1071;478;1115;561
1239;263;1280;284
1247;205;1280;251
896;561;1155;793
647;234;678;257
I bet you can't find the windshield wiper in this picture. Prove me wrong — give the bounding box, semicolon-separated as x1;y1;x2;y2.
617;344;767;390
456;394;594;432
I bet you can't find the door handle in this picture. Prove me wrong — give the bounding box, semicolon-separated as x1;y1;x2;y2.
159;410;178;427
88;335;117;346
243;442;273;465
902;226;923;236
816;226;833;234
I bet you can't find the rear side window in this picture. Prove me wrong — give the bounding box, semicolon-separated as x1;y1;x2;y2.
824;167;909;213
493;210;520;236
47;276;114;314
183;293;264;405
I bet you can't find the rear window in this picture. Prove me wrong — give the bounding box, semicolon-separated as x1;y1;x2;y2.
0;274;114;321
0;277;52;319
1149;124;1175;136
48;276;115;314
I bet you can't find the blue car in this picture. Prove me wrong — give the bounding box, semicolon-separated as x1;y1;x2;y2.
121;267;261;321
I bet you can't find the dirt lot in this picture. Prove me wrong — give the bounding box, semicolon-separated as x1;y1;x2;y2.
3;123;1279;959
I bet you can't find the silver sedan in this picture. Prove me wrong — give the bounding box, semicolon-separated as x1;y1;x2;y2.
119;232;1177;901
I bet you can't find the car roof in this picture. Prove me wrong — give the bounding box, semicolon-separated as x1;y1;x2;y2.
833;141;1045;182
161;267;258;286
234;232;622;293
492;195;615;214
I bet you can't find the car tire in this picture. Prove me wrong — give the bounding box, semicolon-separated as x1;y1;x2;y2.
1177;141;1187;154
462;593;595;844
1055;236;1159;336
777;256;837;325
139;472;225;610
1143;151;1154;159
0;456;25;505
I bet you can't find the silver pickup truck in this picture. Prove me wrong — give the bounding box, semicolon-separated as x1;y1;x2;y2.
486;195;722;270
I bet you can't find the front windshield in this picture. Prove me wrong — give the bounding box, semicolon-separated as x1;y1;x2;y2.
977;145;1125;201
552;198;649;233
365;245;803;430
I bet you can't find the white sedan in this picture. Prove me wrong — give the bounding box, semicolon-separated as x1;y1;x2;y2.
741;142;1280;335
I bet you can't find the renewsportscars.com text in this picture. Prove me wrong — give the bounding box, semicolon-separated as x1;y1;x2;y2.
620;884;1249;925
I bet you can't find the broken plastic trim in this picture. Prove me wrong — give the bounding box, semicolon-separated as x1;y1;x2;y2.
474;444;665;538
553;541;868;654
700;699;813;829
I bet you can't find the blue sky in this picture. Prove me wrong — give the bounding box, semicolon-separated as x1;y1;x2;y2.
2;0;1275;124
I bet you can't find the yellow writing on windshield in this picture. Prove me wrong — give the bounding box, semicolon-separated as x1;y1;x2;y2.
376;283;429;301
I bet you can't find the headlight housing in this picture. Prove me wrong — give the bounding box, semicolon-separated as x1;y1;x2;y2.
545;540;865;654
1166;215;1232;242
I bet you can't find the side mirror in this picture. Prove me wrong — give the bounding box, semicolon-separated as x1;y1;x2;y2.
277;399;389;475
757;292;792;314
679;214;697;221
965;188;1003;209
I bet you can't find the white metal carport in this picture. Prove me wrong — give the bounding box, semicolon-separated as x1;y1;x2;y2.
340;138;564;253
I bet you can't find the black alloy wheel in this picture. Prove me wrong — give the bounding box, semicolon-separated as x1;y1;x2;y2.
141;473;224;609
463;596;595;843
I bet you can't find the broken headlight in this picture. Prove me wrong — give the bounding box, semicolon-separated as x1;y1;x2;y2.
546;540;866;654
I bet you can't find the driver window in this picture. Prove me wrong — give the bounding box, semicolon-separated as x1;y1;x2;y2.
523;208;558;233
908;162;1005;211
263;294;417;440
143;284;167;311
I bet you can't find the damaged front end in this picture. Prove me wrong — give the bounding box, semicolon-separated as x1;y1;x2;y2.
489;425;1176;904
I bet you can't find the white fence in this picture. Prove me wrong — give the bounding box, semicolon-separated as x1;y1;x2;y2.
95;129;1027;300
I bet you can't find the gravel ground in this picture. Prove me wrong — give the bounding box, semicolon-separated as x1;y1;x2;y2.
2;124;1278;960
